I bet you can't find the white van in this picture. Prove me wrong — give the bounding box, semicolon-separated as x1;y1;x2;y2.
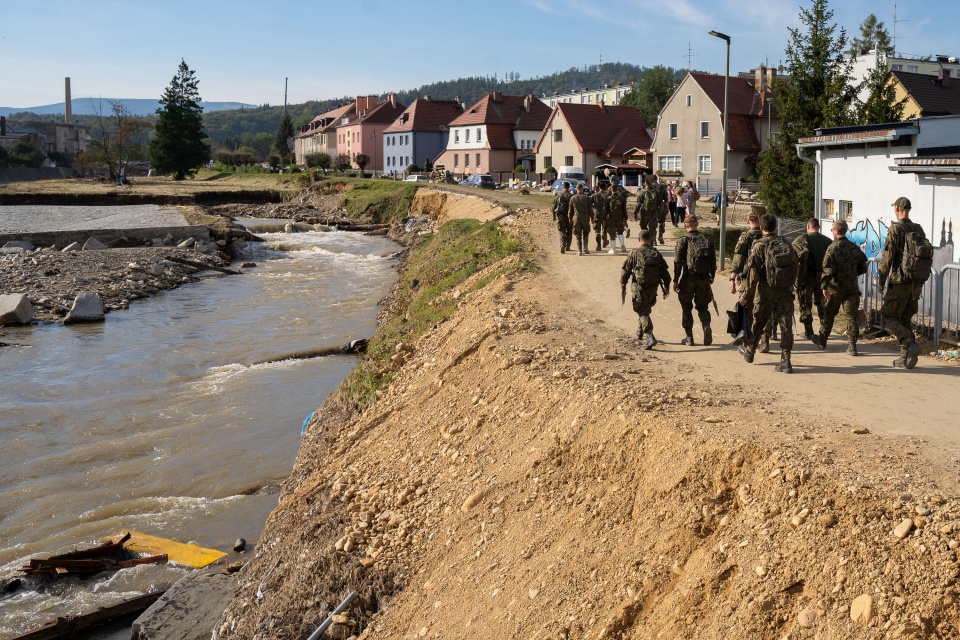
556;166;585;182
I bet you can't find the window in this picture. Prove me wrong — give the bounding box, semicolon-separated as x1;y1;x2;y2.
455;130;460;143
564;155;574;166
544;156;552;169
466;129;471;143
686;94;692;107
454;154;459;168
477;128;482;142
892;64;903;71
669;123;678;139
554;129;562;142
465;154;470;167
602;93;608;101
698;155;711;173
908;65;919;73
823;199;835;219
700;121;709;138
839;200;853;219
476;153;481;168
658;155;682;172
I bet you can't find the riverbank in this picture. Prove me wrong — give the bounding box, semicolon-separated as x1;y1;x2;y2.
212;198;960;640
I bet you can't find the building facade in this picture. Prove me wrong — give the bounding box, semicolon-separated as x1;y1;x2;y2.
542;83;631;109
382;98;463;174
334;95;406;171
851;50;960;101
294;98;373;164
888;70;959;119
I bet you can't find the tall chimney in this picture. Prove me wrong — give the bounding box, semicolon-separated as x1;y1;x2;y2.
65;77;72;123
940;68;951;88
766;67;776;91
754;66;766;93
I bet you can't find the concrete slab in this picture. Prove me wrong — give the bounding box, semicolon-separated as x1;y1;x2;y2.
131;572;237;640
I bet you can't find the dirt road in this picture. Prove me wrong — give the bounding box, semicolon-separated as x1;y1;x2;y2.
528;211;960;469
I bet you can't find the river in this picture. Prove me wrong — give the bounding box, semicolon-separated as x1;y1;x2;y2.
0;226;399;637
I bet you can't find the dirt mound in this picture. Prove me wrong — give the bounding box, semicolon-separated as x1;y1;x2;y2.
215;213;960;639
409;189;512;224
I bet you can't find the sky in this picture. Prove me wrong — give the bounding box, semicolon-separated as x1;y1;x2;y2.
2;0;956;109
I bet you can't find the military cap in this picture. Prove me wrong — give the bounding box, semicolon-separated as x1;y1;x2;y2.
639;229;652;240
747;210;760;222
892;196;911;209
685;214;699;224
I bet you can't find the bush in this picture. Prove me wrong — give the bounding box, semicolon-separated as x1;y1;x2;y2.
406;163;422;173
335;153;352;173
513;165;524;173
267;154;281;170
544;166;557;174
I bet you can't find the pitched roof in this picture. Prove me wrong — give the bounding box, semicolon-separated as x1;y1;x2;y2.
448;94;551;129
726;115;761;151
383;99;463;133
346;99;407;126
689;72;778;118
892;70;960;117
533;103;652;155
295;102;357;138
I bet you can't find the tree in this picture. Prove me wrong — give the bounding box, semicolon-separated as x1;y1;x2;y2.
0;145;8;168
619;65;678;125
273;112;294;162
83;98;152;180
354;153;370;174
406;163;422;173
423;156;432;171
335;153;352;173
758;0;857;220
849;13;892;56
857;67;908;124
8;141;44;168
305;152;332;173
150;60;210;180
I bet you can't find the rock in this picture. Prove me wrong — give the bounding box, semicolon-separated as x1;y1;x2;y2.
602;353;619;360
390;353;406;367
132;572;237;640
62;242;82;252
225;561;244;573
512;355;532;365
241;262;257;268
462;491;483;512
850;595;874;624
797;608;817;629
150;264;166;276
229;238;247;253
0;294;34;325
894;518;914;539
233;538;246;552
852;427;870;434
552;371;568;379
83;237;108;251
64;293;104;324
284;223;295;233
705;417;721;424
178;238;196;248
0;247;24;254
914;506;930;516
818;514;837;528
3;240;33;250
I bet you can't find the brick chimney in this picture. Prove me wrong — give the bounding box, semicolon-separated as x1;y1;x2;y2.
424;94;431;101
65;77;72;123
492;91;503;102
389;93;397;108
754;66;767;93
766;67;777;90
524;94;531;111
940;68;951;88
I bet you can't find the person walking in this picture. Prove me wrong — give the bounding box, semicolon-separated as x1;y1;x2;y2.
653;175;669;244
683;181;698;217
674;182;687;223
569;183;593;256
634;177;663;246
673;214;717;346
729;211;764;345
738;214;799;373
591;183;609;251
878;197;935;369
813;219;868;355
621;229;671;349
667;179;678;226
792;217;832;340
606;184;628;254
551;181;574;254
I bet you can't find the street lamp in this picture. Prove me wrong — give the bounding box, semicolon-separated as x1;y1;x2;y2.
709;30;731;270
370;130;377;176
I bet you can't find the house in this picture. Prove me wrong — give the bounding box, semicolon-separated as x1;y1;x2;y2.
335;95;407;171
542;83;631;108
293;98;374;164
381;97;463;174
851;50;960;101
650;69;778;187
432;92;551;175
532;102;652;189
796;116;960;263
0;117;90;157
889;70;960;119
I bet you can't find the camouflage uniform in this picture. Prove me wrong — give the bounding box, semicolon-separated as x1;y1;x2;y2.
793;231;832;337
621;243;671;346
819;235;868;350
552;190;573;253
655;180;669;242
591;188;609;250
634;184;663;245
732;225;774;348
569;192;593;254
743;233;797;367
878;218;928;362
674;229;717;344
606;191;628;248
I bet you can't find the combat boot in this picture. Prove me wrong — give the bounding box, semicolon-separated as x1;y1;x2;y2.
681;334;695;346
759;334;770;354
846;342;858;356
625;227;631;238
643;334;657;350
812;334;827;350
703;324;713;346
595;239;602;252
905;341;920;369
560;244;566;254
892;357;907;368
775;351;793;373
576;239;583;256
738;344;754;363
618;235;627;252
803;321;814;340
658;233;665;244
583;244;589;255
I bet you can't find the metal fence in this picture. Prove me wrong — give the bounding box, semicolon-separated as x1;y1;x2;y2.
934;264;960;348
696;178;739;197
776;218;807;244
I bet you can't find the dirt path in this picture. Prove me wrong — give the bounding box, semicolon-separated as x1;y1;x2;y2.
523;210;960;472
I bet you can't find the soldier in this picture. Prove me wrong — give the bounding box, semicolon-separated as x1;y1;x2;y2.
878;197;934;369
621;229;671;349
606;184;628;254
551;181;574;254
673;214;717;346
652;175;670;244
738;213;798;373
634;177;664;246
591;183;609;251
792;217;832;340
813;219;868;355
569;184;593;255
729;211;773;350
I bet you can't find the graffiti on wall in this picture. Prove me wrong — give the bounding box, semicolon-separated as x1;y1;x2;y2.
847;217;955;278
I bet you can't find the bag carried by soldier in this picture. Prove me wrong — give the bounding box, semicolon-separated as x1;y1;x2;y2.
687;234;716;276
608;195;625;219
764;237;798;288
899;224;935;284
633;249;662;286
641;187;659;212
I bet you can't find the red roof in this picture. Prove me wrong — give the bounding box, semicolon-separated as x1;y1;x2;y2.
337;99;407;129
690;72;777;119
383;99;463;133
533;103;652;155
485;124;517;150
725;115;761;152
448;93;551;129
295;101;356;138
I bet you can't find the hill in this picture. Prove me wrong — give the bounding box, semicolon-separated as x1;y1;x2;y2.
0;98;256;118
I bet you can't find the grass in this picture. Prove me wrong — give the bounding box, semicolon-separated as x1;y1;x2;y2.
338;218;526;408
1;169;297;196
338;180;419;224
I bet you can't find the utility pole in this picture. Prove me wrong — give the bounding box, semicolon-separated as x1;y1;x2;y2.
284;77;288;114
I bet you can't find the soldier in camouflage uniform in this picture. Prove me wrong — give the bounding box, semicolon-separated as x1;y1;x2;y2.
634;177;664;246
738;214;798;373
591;184;610;251
673;214;716;346
813;219;868;355
606;184;628;254
729;211;775;350
569;184;593;255
621;228;671;349
792;218;832;340
551;182;574;254
653;175;670;244
878;197;932;369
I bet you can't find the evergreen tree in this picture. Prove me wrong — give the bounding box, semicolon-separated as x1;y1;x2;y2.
849;14;892;56
150;60;209;180
857;67;908;124
274;112;294;162
758;0;857;220
618;65;679;126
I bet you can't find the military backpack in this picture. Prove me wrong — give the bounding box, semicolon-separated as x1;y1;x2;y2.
899;222;934;283
608;195;625;218
633;248;662;286
640;187;660;212
686;233;716;276
764;237;798;288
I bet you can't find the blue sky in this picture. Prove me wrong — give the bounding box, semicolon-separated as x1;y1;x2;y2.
2;0;955;108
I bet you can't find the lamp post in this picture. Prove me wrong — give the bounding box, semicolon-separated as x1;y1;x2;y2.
370;130;377;177
709;30;731;270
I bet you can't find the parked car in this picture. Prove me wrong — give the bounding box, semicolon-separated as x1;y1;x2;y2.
403;175;429;182
550;179;592;196
459;174;496;189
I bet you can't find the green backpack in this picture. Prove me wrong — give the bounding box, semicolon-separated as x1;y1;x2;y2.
686;234;715;276
764;237;798;288
608;195;625;219
634;248;662;286
899;223;934;283
641;187;660;212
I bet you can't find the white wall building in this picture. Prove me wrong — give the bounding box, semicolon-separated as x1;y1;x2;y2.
849;50;960;101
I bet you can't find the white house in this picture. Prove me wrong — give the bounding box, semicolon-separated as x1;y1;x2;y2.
796;116;960;264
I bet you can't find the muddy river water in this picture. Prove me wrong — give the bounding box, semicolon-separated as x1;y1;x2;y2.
0;227;399;636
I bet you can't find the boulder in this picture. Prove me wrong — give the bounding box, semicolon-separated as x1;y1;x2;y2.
0;247;24;254
62;242;82;252
3;240;34;250
177;238;196;249
0;294;34;325
64;293;104;324
82;237;108;251
284;223;295;234
132;572;238;640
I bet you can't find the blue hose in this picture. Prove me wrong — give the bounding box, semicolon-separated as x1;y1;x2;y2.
301;411;316;436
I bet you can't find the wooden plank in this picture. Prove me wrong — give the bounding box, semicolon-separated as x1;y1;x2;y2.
30;558;111;570
9;590;164;640
106;531;226;568
118;554;167;568
48;533;130;560
167;256;240;275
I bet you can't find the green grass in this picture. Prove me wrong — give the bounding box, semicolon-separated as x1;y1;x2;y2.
338;180;419;223
338;218;526;408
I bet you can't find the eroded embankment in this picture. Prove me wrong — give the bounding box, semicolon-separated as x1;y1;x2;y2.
216;211;960;640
